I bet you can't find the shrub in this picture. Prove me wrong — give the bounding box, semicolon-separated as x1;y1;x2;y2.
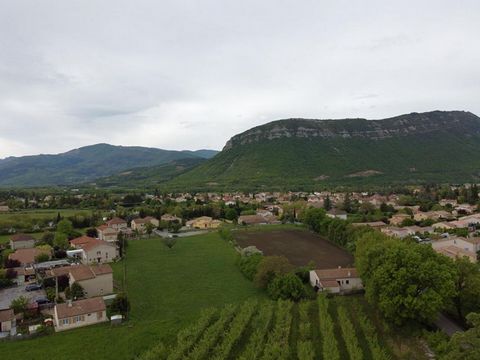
110;293;130;317
238;253;263;280
267;273;306;301
254;256;293;289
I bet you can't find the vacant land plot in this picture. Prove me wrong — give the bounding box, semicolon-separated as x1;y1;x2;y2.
234;228;354;268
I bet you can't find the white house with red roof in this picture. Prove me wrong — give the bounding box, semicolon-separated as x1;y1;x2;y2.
309;267;363;294
105;217;128;230
69;236;117;264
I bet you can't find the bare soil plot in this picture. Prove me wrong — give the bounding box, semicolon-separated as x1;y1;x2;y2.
234;228;354;268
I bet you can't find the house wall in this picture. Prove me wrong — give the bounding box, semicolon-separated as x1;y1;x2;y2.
10;239;35;250
1;320;13;332
131;221;145;232
456;238;480;253
98;231;117;242
54;308;107;332
84;244;117;264
72;273;113;298
309;271;319;287
337;277;363;291
110;222;127;230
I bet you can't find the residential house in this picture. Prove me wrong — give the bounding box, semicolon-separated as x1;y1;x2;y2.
131;216;159;232
160;214;182;223
106;217;128;230
0;309;16;336
186;216;222;229
9;234;36;250
68;264;113;298
0;205;10;212
8;248;51;267
96;225;118;243
380;226;412;239
413;211;452;222
53;297;107;332
326;209;347;220
389;213;411;226
309;268;363;294
238;215;269;226
432;221;457;231
69;236;117;264
431;237;479;263
351;221;387;228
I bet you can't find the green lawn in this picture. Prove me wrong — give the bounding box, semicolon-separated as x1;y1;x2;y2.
0;233;263;359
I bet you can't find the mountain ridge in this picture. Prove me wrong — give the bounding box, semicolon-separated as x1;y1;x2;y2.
224;110;480;150
167;110;480;190
0;144;218;186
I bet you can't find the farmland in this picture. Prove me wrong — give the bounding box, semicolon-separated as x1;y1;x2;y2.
234;227;354;268
142;294;428;360
0;233;263;360
0;209;99;244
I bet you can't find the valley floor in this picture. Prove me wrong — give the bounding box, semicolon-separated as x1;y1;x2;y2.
0;228;428;360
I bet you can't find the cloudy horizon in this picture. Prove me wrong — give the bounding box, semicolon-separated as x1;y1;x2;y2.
1;0;479;158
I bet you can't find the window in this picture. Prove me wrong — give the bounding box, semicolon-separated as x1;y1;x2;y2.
346;280;350;285
62;318;69;325
97;251;101;255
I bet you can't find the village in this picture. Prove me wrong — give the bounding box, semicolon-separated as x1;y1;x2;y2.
1;184;479;344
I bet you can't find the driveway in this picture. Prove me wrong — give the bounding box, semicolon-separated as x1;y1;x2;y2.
435;313;465;336
0;285;46;310
154;229;209;238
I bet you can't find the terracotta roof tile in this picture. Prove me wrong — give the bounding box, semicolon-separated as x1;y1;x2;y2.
55;297;105;319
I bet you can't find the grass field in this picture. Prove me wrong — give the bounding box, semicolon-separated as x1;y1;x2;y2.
0;233;263;360
234;227;354;268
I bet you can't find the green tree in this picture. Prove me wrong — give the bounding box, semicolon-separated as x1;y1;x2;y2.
56;219;74;236
145;222;155;237
40;231;55;246
441;313;480;360
356;233;456;325
254;256;293;289
238;253;263;280
267;273;306;301
225;208;238;221
162;237;177;249
110;293;130;318
10;296;28;315
451;257;480;323
323;196;332;211
68;282;85;300
53;232;69;249
34;253;50;263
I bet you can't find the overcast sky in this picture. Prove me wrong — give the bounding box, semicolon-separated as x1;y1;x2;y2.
1;0;479;158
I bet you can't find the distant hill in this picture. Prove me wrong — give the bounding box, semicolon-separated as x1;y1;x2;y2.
0;144;218;186
167;111;480;190
95;157;207;188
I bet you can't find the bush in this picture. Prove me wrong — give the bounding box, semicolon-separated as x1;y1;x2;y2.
238;254;263;281
110;293;130;317
35;253;50;263
267;273;306;301
240;246;262;257
254;256;293;289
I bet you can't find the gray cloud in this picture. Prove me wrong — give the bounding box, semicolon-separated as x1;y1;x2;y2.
0;0;479;158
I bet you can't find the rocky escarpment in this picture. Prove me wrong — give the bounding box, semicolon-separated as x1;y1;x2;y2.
223;111;480;150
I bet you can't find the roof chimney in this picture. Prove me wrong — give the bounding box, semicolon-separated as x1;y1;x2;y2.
348;271;351;277
67;300;72;307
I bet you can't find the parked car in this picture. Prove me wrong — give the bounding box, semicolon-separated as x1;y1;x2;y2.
35;297;50;305
25;284;42;291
